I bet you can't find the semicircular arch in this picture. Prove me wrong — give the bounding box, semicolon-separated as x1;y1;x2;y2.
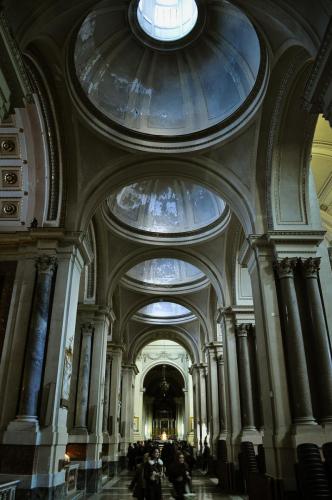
108;246;225;305
140;361;187;392
127;326;199;365
74;157;255;236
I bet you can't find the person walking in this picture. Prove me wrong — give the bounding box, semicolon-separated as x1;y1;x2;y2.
144;447;163;500
129;452;149;500
169;453;194;500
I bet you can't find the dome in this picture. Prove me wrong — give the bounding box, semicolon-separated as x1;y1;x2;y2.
74;0;262;138
107;178;226;234
126;258;204;285
138;301;191;318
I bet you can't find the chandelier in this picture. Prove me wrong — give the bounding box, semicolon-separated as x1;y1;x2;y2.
159;365;170;395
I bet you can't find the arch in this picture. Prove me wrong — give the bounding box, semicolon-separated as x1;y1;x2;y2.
74;156;255;236
120;295;209;343
127;325;199;365
256;45;318;232
107;246;225;305
140;361;188;392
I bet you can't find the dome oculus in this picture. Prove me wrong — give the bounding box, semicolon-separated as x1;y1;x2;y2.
137;0;198;41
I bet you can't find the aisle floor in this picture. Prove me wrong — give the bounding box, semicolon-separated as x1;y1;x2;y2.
88;470;247;499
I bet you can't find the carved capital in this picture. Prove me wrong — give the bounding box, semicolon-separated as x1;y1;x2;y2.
217;353;224;365
274;257;297;279
302;257;320;279
236;323;251;338
35;255;57;274
81;322;94;336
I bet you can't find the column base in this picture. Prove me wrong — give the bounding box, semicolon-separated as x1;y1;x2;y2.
4;419;40;445
71;427;89;436
240;427;263;446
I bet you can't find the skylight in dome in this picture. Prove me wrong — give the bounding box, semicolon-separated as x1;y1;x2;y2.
138;301;191;318
137;0;198;41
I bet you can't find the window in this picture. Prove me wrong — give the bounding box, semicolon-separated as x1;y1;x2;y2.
137;0;198;41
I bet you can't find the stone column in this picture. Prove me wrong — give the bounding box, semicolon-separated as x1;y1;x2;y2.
103;355;112;433
183;389;189;439
18;255;57;421
206;344;221;455
216;352;227;437
236;324;256;431
302;257;332;424
190;365;201;452
199;364;208;444
120;364;137;455
73;323;93;431
275;258;316;425
222;310;241;462
108;345;122;464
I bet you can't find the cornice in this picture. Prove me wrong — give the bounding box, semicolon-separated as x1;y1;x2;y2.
0;228;94;264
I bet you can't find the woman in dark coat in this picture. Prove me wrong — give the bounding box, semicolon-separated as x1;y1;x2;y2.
144;447;163;500
130;452;149;499
168;453;192;500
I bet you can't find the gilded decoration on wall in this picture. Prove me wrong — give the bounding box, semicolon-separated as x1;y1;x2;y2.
0;199;20;218
133;416;139;432
61;337;74;407
0;136;18;156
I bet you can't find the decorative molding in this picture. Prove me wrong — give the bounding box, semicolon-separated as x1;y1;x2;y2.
0;199;20;218
0;10;33;120
303;17;332;126
24;54;61;223
0;136;18;156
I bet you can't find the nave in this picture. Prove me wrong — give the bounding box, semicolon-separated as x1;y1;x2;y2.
89;470;247;500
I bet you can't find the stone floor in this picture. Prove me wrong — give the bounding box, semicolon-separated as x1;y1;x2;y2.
88;470;247;499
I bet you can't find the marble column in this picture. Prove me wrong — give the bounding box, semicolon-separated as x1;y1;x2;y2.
18;255;57;421
236;324;256;431
217;353;227;437
302;257;332;424
103;356;112;433
275;258;316;425
73;323;93;431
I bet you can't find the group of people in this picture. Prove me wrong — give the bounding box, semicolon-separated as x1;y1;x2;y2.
128;440;196;500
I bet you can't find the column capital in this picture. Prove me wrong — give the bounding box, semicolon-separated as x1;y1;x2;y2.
236;323;252;338
81;322;94;336
35;255;57;274
301;257;321;278
217;353;224;365
122;363;139;375
274;257;297;279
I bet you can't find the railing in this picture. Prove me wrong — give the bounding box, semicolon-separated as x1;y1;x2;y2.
0;481;20;499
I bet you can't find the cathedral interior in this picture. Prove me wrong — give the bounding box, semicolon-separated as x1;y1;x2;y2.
0;0;332;498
